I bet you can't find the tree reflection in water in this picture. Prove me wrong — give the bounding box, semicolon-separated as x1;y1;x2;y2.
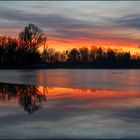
0;83;47;114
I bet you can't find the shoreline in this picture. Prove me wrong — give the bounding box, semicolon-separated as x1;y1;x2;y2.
0;64;140;69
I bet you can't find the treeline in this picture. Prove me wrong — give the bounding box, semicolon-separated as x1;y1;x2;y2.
0;23;140;69
40;46;140;69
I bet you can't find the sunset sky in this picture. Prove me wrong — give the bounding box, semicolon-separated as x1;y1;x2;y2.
1;1;140;54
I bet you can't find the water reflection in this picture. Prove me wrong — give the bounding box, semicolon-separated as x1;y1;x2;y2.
0;82;140;138
0;81;140;114
0;83;47;114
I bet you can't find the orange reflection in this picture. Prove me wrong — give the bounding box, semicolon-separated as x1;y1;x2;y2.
0;83;140;113
37;86;140;109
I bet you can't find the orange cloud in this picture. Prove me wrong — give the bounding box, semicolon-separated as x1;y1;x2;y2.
1;27;140;55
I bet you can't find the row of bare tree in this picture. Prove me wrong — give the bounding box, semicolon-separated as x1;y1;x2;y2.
0;23;139;68
41;46;131;64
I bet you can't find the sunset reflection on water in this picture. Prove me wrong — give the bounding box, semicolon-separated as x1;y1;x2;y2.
0;82;140;138
0;83;140;113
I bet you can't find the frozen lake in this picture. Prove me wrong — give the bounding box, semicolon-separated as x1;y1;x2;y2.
0;69;140;139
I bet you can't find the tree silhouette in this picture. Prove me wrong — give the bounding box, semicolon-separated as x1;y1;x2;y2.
79;47;89;63
42;48;59;63
19;23;47;50
106;49;116;64
19;23;47;67
89;46;98;62
67;48;80;63
0;36;18;66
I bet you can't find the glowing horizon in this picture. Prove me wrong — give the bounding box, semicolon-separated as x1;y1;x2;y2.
1;1;140;55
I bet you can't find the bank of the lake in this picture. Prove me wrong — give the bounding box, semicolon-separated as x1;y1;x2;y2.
1;61;140;69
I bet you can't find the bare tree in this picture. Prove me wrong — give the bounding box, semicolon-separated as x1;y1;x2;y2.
19;23;47;51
